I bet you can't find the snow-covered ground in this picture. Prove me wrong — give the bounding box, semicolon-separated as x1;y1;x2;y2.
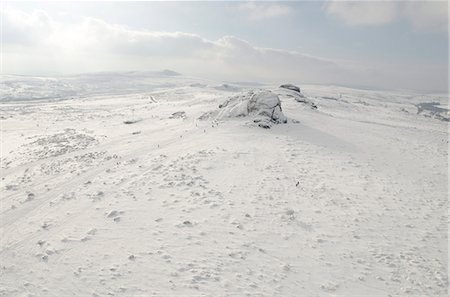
1;72;448;296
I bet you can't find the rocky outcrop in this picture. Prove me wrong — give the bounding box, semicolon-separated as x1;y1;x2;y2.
216;90;287;128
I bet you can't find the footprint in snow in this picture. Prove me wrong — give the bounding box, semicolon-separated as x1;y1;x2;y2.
321;281;339;292
177;220;194;227
24;192;35;202
106;210;124;222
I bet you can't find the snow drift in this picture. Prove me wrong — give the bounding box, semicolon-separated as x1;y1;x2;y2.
216;90;287;128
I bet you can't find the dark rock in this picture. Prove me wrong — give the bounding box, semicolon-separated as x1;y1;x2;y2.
280;84;301;93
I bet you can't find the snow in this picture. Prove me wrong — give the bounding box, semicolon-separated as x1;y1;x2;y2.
0;72;448;296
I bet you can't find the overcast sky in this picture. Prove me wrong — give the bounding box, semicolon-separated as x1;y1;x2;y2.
3;1;448;92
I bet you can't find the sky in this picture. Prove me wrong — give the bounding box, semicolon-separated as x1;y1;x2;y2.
2;1;448;92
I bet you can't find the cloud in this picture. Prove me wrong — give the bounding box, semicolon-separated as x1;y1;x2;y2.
324;1;448;32
2;8;54;45
73;18;213;56
324;1;398;26
2;7;344;83
2;7;447;92
403;1;448;32
206;36;349;84
237;2;292;20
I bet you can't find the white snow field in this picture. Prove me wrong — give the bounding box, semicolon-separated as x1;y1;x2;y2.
0;72;448;296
